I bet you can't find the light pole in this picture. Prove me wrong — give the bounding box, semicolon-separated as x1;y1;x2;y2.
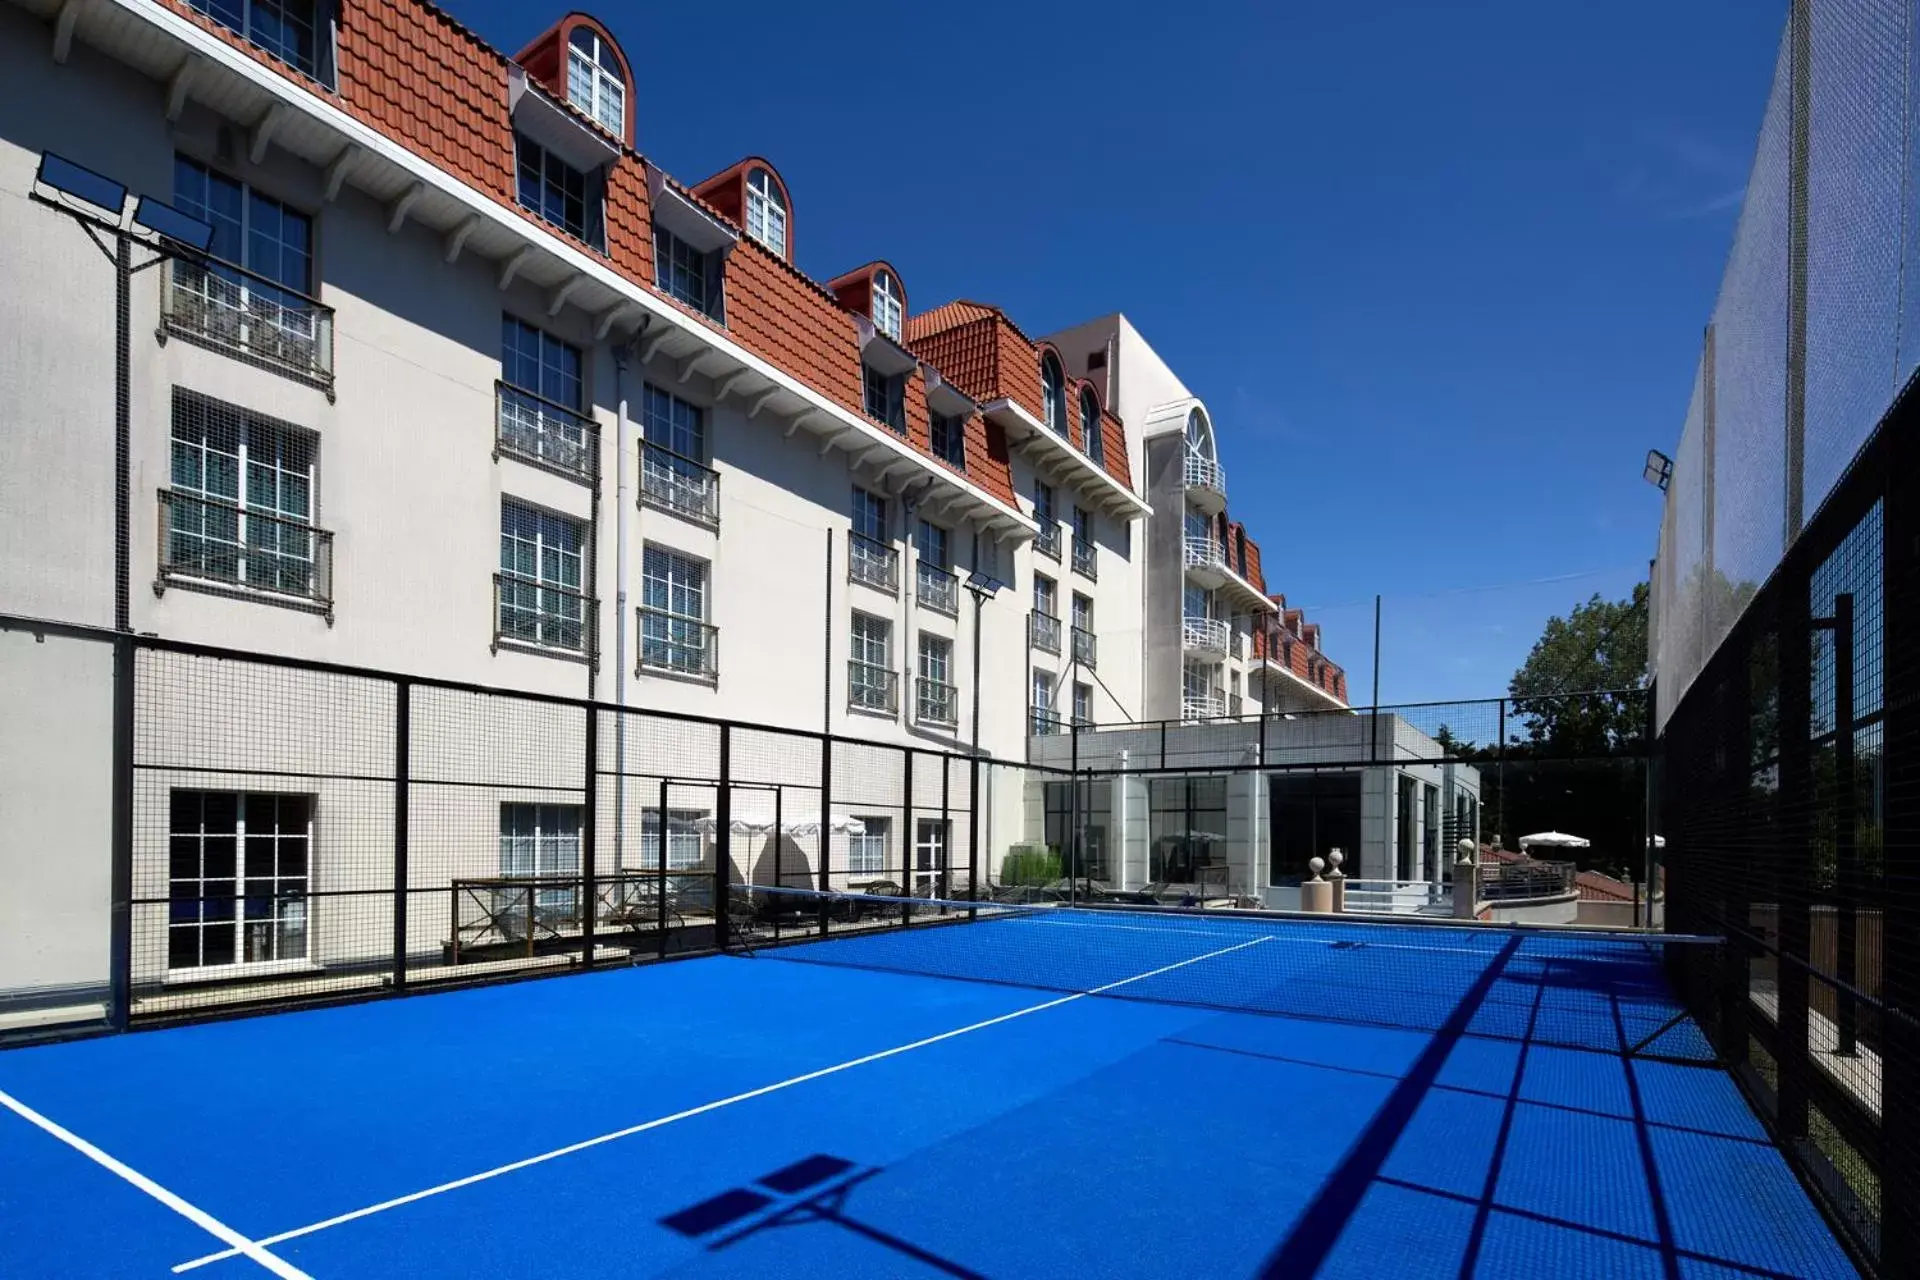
29;152;215;1033
962;570;1004;910
29;152;215;633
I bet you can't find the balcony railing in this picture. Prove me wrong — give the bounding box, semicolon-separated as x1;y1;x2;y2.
1182;615;1229;654
640;440;720;525
1183;535;1224;572
1230;629;1249;661
848;533;898;594
1182;692;1227;721
637;608;717;680
1183;453;1227;501
916;677;958;726
1229;693;1244;718
1035;521;1061;560
160;258;335;393
1030;707;1064;736
497;382;598;484
157;490;334;613
849;661;898;714
916;561;959;616
1072;535;1097;579
1071;625;1097;669
1030;611;1062;654
494;572;596;661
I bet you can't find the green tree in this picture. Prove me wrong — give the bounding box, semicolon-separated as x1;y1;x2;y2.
1508;582;1650;754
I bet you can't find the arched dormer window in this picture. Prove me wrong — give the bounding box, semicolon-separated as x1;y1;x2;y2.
567;28;626;139
1080;387;1105;467
746;167;787;258
1041;352;1068;437
872;269;902;341
1185;408;1214;461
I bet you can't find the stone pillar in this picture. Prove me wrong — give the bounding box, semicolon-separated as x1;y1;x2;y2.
1301;856;1332;913
1327;848;1347;913
1453;838;1479;920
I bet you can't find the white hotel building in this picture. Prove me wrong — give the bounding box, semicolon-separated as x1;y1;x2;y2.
0;0;1465;1015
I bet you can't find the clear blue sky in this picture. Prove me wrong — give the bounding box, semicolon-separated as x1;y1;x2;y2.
446;0;1784;706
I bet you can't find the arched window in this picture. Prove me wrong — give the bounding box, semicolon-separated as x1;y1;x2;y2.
746;167;787;258
872;270;902;341
1080;387;1105;466
1185;408;1214;460
1041;353;1068;436
567;28;626;138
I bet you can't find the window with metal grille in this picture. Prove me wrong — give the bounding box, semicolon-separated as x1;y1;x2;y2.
168;790;310;973
498;501;587;652
849;816;889;876
566;28;626;137
499;803;581;921
850;612;894;711
640;808;707;869
640;386;717;523
498;317;590;477
167;392;319;598
170;155;325;377
639;546;713;676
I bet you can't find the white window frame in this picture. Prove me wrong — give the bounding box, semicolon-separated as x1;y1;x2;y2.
640;807;707;870
168;393;318;598
566;27;626;138
639;545;713;676
872;270;903;341
914;818;949;875
167;790;312;977
746;167;788;257
849;815;889;877
499;500;587;652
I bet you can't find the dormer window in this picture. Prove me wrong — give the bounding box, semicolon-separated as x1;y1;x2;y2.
872;270;903;341
1041;353;1068;437
566;28;626;138
864;364;905;433
1080;387;1105;468
516;135;601;248
746;168;787;258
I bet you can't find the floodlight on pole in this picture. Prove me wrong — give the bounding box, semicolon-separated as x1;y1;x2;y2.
29;150;217;1039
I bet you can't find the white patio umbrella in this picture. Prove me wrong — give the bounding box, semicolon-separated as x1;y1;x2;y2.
692;815;866;836
1517;831;1590;852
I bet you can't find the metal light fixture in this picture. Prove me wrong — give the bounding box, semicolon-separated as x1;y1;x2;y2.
964;571;1006;599
132;194;215;253
33;152;128;221
1642;449;1673;493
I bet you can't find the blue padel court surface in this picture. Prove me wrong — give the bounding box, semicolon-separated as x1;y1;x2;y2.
0;908;1859;1278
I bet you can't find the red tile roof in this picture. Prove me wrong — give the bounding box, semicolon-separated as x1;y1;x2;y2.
1251;594;1348;703
163;0;1019;510
909;302;1136;493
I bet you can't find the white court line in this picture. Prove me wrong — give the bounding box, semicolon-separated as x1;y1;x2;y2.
173;932;1275;1273
0;1085;312;1280
1016;913;1502;957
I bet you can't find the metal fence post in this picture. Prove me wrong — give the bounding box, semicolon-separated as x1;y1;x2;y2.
1777;560;1813;1148
1832;591;1856;1055
714;725;732;951
819;736;833;937
902;748;915;925
967;754;980;920
1879;420;1919;1275
581;704;597;970
392;677;410;993
107;633;135;1032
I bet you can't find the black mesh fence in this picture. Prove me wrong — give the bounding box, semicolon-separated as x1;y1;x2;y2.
0;633;999;1026
1658;377;1919;1276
